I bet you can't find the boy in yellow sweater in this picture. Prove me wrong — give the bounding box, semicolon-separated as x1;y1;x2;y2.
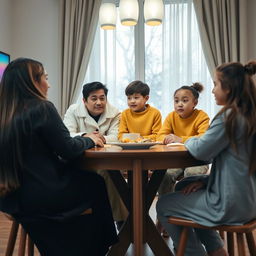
118;80;162;141
156;82;209;236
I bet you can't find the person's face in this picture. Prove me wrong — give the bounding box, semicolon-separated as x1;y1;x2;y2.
39;71;50;97
174;89;197;118
127;93;149;112
83;89;107;116
212;73;229;105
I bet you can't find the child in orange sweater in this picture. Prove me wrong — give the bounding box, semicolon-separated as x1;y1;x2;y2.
118;80;162;141
156;82;209;236
157;82;209;194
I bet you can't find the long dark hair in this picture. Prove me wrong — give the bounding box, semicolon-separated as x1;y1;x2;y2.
0;58;46;196
215;61;256;175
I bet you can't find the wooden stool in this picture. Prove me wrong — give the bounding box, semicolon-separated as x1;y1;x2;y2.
5;218;35;256
168;216;256;256
4;208;92;256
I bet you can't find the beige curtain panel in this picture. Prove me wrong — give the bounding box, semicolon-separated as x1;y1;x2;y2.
193;0;247;78
59;0;101;116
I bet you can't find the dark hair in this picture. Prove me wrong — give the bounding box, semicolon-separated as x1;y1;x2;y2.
174;82;204;100
125;80;150;96
0;58;46;196
215;60;256;175
82;82;108;100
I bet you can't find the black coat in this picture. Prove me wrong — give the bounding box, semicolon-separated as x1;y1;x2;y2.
0;100;118;255
1;100;95;217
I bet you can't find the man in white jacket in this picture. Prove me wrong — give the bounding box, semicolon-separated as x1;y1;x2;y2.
64;81;127;228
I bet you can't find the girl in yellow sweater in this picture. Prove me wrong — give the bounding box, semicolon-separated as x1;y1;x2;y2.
118;80;162;141
157;82;209;144
156;82;210;237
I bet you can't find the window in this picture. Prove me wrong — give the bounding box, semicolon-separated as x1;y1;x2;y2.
80;0;216;119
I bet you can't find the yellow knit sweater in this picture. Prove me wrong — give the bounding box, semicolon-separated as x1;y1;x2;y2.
118;104;162;141
157;109;210;143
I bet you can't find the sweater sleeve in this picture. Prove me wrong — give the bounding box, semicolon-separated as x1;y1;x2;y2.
185;115;228;162
157;113;173;142
118;111;129;140
143;110;162;141
37;101;95;160
180;111;210;143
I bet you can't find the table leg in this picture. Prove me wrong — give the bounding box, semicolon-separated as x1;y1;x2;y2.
145;170;174;255
146;217;174;256
108;168;174;256
133;159;143;256
107;217;131;255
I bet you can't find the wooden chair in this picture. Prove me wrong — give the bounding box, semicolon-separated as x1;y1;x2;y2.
168;216;256;256
4;208;92;256
4;216;35;256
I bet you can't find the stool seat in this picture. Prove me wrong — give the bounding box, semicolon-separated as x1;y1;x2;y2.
168;216;256;256
169;216;256;233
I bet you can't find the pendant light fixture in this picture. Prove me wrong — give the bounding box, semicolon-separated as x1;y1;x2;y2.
119;0;139;26
144;0;164;26
99;0;164;30
99;3;117;30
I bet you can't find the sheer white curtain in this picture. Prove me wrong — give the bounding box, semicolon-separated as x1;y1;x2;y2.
79;0;218;119
146;0;215;118
76;12;135;110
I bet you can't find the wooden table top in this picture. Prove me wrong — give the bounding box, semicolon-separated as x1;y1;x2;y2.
81;144;205;170
83;144;190;157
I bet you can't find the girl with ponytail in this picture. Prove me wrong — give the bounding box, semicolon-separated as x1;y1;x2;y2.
157;60;256;256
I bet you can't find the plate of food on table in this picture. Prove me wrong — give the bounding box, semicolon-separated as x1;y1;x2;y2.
107;133;162;149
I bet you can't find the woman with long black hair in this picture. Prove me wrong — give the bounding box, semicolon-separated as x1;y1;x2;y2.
0;58;118;255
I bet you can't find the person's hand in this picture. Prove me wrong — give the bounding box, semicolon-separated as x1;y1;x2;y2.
181;181;204;195
83;133;105;147
92;130;106;144
163;134;182;144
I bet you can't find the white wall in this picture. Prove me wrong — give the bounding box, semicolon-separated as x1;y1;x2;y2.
11;0;60;108
0;0;60;109
248;0;256;60
0;0;11;54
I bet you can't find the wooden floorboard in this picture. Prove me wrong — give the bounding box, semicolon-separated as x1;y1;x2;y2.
0;199;255;255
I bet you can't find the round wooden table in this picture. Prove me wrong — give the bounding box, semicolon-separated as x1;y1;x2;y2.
79;144;206;256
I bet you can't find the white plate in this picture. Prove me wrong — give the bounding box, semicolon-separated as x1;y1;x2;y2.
107;142;162;149
167;142;184;147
